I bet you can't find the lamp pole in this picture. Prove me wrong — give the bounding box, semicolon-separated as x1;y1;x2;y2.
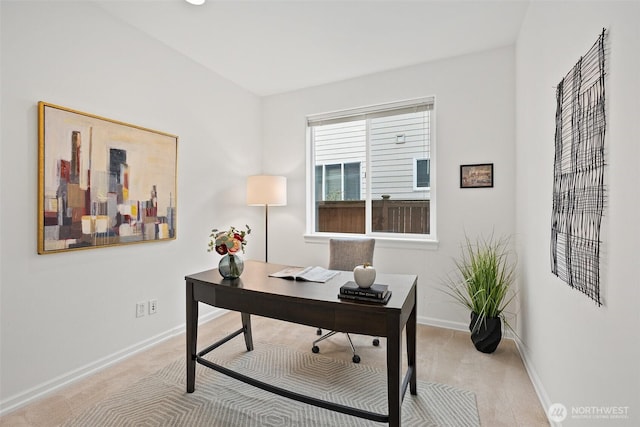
264;203;269;262
246;175;286;265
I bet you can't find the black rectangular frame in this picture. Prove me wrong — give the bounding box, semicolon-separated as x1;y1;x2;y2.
460;163;494;188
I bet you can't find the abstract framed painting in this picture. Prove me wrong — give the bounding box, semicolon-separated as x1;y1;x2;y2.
460;163;493;188
37;101;178;254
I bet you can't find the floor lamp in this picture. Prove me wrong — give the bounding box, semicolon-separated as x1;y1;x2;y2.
246;175;287;263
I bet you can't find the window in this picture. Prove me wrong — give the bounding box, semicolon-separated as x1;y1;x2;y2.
415;158;430;190
325;164;342;200
316;162;362;201
343;162;361;200
308;97;434;238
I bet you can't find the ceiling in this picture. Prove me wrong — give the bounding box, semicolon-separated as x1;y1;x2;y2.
95;0;530;96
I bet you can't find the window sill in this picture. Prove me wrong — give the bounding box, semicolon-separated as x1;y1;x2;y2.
303;233;439;251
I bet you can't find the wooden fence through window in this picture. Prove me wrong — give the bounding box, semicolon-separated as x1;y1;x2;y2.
316;199;430;234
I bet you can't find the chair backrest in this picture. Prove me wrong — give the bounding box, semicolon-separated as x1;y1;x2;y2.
328;238;375;271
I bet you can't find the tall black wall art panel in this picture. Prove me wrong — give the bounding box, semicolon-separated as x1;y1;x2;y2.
550;29;607;306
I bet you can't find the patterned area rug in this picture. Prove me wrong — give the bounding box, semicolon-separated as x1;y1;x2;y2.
64;340;479;426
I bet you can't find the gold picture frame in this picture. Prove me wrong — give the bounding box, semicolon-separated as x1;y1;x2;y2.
38;102;178;254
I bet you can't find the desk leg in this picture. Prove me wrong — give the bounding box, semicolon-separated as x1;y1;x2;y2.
186;280;198;393
407;299;418;395
241;312;254;351
387;317;402;427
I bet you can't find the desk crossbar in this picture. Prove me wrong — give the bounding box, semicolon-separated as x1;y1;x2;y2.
195;329;414;423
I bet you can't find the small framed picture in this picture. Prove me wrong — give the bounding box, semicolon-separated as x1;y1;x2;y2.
460;163;494;188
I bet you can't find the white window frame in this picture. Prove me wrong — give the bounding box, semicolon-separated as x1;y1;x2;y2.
305;97;438;247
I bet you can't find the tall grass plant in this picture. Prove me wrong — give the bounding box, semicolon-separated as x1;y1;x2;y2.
443;234;517;334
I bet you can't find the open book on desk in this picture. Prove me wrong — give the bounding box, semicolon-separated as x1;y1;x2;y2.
269;266;339;283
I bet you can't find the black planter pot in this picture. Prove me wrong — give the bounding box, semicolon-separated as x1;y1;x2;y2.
469;312;502;353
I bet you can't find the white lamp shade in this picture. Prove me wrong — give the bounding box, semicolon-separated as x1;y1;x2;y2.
247;175;287;206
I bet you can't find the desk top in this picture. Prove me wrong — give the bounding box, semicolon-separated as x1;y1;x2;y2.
186;260;417;312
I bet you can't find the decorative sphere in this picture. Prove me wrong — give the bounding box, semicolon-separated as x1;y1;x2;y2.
353;264;376;288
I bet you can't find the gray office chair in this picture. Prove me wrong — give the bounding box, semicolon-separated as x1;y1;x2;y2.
312;238;379;363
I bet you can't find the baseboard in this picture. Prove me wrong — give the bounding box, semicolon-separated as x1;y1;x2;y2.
0;308;227;416
418;315;523;341
418;315;468;332
513;337;553;426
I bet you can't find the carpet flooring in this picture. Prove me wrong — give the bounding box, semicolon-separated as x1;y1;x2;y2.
62;339;479;427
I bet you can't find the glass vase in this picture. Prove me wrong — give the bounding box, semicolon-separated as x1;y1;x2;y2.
218;253;244;279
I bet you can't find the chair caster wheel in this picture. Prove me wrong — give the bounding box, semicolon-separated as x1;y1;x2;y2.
352;355;361;363
316;328;322;336
373;338;380;346
312;346;320;354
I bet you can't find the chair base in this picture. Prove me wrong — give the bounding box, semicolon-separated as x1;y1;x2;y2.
312;329;380;363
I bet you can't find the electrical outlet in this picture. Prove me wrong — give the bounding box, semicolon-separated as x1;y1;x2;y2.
136;302;146;318
149;299;158;315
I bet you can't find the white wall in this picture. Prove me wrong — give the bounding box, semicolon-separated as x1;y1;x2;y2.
516;2;640;425
261;46;517;327
0;1;263;410
8;1;636;422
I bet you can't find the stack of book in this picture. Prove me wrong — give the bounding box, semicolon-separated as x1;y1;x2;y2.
338;281;391;304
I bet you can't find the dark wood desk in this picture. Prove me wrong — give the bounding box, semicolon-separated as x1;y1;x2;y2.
186;260;417;427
